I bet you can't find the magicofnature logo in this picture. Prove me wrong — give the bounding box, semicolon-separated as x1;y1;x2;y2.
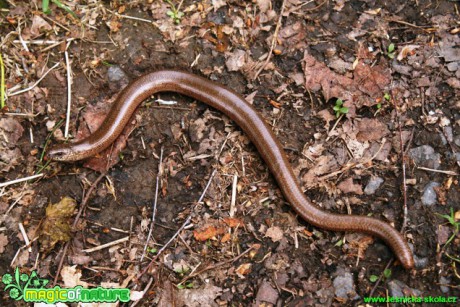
2;268;130;303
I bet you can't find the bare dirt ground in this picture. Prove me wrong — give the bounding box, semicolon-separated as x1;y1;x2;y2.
0;0;459;306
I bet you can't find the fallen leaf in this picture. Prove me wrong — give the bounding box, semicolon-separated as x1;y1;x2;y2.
193;225;225;241
0;233;8;253
177;283;222;307
61;265;89;288
30;15;52;37
265;226;283;242
236;263;252;276
39;197;77;253
355;118;389;142
337;177;363;195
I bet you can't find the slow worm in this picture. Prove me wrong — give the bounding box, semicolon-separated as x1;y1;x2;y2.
47;70;414;269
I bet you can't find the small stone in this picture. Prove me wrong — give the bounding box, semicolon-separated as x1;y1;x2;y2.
333;271;359;300
409;145;441;169
364;176;384;195
439;276;451;294
107;66;129;91
421;182;440;206
446;61;458;72
388;280;422;298
255;281;278;305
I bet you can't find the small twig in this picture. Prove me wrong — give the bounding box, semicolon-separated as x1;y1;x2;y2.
130;277;154;307
325;114;344;142
368;257;394;298
8;62;60;96
138;169;217;278
385;17;436;34
83;236;130;253
73;172;107;228
141;146;164;262
0;174;44;188
417;166;458;176
53;172;107;286
253;0;286;80
18;223;32;252
391;91;408;231
229;173;238;217
178;246;253;285
106;8;154;23
64;43;72;138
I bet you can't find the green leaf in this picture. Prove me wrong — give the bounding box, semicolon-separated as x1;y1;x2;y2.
388;53;395;59
369;275;378;282
377;103;381;109
383;269;392;279
42;0;51;14
383;93;390;101
388;43;395;53
340;107;349;114
334;239;343;247
166;10;174;17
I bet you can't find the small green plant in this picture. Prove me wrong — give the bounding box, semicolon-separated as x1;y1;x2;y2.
369;268;392;283
177;281;194;289
333;98;348;117
437;208;459;246
165;0;184;24
42;0;77;18
147;247;158;254
0;52;5;109
387;43;396;59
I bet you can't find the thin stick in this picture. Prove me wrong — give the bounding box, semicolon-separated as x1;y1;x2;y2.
64;43;72;138
230;173;238;217
18;223;32;252
53;172;107;286
83;236;130;253
141;146;164;261
8;62;60;96
73;172;107;228
391;91;409;231
417;166;458;176
368;257;394;298
0;52;5;108
138;169;217;278
0;174;44;188
179;246;253;285
253;0;286;80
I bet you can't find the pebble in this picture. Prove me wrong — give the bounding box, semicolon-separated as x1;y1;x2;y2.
107;66;129;91
439;276;451;294
255;281;278;305
388;280;422;298
364;176;384;195
421;182;440;206
409;145;441;169
333;271;359;300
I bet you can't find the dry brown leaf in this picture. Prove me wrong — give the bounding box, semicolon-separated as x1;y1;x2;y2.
61;265;89;288
223;217;244;227
236;263;252;276
337;177;363;195
38;197;77;253
193;225;225;241
355;118;389;142
0;233;8;253
303;51;390;115
30;15;52;37
265;226;283;242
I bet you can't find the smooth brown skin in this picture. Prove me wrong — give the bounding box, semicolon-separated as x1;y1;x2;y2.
47;70;414;269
